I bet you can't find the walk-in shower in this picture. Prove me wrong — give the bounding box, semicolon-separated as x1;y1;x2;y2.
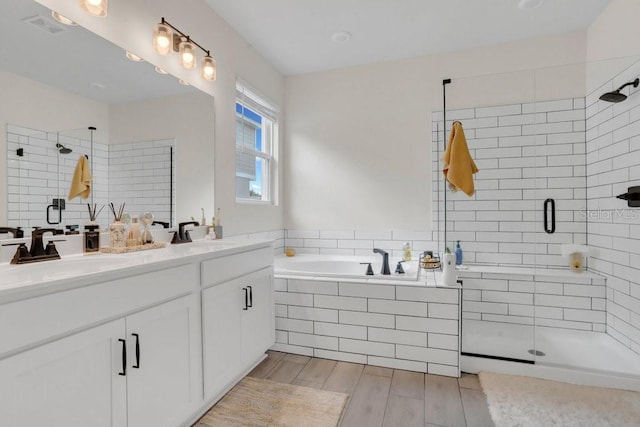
435;56;640;391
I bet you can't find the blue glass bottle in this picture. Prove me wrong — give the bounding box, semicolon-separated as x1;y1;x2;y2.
455;241;463;266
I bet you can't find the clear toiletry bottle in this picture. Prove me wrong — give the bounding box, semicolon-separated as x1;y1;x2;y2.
455;240;463;266
402;242;412;261
127;215;142;246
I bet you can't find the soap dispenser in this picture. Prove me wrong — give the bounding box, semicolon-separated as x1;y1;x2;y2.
455;241;463;266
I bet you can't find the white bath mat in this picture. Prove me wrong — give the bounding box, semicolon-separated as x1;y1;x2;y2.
478;372;640;427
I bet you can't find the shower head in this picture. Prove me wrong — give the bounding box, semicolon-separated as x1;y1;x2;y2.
56;143;72;154
599;78;639;103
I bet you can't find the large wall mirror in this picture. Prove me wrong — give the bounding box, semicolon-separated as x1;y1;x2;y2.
1;0;215;235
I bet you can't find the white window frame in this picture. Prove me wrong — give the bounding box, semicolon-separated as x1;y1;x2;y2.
235;78;278;204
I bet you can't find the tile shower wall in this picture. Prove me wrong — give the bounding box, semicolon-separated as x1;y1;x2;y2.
6;124;109;232
6;125;175;232
586;60;640;356
108;139;175;225
431;98;587;268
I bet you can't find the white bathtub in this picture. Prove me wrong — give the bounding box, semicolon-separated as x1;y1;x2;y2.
274;254;420;281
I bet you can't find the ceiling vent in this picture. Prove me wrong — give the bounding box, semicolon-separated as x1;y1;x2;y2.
23;14;68;35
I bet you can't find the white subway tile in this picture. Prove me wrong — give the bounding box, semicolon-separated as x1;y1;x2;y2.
313;349;367;364
289;306;338;322
396;316;458;334
314;322;367;340
340;282;395;299
289;332;338;350
340;338;394;357
275;291;314;307
287;279;339;295
428;333;459;351
428;364;459;377
396;345;458;365
369;299;428;317
368;327;427;346
367;356;427;372
270;343;314;356
340;310;395;328
276;317;314;334
315;294;367;311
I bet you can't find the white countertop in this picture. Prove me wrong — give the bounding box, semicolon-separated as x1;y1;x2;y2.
0;238;273;304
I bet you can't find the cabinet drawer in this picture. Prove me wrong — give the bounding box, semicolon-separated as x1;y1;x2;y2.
0;263;197;357
201;247;273;288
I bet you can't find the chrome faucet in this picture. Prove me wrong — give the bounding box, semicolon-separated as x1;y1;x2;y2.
373;248;391;275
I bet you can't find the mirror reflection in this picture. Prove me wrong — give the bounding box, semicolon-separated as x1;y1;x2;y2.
1;0;211;235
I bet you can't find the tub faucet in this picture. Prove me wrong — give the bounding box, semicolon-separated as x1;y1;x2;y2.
373;248;391;275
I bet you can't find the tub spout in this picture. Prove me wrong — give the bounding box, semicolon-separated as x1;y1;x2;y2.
373;248;391;275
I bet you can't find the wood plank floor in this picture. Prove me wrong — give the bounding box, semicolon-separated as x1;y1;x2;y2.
247;351;494;427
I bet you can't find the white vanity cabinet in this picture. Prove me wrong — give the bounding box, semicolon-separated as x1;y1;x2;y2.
0;263;202;427
0;319;128;427
201;247;275;400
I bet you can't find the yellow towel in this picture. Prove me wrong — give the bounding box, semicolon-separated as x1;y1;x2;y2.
68;155;92;200
441;121;479;196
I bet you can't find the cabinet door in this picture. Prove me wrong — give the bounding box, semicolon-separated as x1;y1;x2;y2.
202;279;243;399
242;267;275;366
126;294;201;427
0;319;127;427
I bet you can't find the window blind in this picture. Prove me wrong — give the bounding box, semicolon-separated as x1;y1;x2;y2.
236;77;279;122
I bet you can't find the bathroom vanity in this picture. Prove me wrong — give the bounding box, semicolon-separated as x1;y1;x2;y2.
0;239;274;427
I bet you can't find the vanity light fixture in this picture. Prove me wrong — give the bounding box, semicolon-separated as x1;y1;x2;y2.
152;17;217;81
80;0;108;17
125;51;144;62
51;11;76;26
201;55;216;81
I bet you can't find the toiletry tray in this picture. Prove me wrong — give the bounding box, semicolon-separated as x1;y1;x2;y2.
100;242;167;254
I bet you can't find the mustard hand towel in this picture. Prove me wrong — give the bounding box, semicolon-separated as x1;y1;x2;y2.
68;155;92;200
441;121;479;197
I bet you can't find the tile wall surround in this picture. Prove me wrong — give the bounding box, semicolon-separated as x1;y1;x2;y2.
6;124;109;232
459;270;607;333
6;124;175;234
431;98;588;269
585;59;640;356
272;276;461;376
108;139;175;226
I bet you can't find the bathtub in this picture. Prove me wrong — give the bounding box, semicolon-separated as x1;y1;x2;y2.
274;254;420;281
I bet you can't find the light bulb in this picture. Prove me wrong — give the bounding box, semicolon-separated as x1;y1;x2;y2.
201;55;216;81
179;39;197;70
51;11;76;26
153;22;173;55
125;51;144;62
80;0;108;17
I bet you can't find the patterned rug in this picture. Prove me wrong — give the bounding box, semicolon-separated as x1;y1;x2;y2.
195;377;349;427
479;372;640;427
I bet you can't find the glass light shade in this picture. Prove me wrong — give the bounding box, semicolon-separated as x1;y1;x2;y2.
178;39;197;70
80;0;108;17
201;56;216;81
153;23;173;56
125;51;144;62
51;11;76;26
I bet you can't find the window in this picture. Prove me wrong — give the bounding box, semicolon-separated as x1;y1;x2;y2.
236;79;278;203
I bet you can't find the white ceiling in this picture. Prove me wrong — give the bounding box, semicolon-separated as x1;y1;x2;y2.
204;0;612;76
0;1;195;105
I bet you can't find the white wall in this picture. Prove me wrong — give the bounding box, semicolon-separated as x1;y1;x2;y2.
284;31;587;231
36;0;285;236
109;93;215;224
0;69;109;225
